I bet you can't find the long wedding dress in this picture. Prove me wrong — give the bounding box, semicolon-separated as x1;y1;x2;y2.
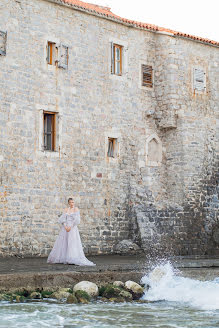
47;210;96;266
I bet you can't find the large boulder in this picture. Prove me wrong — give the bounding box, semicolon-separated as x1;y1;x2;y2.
125;281;144;300
73;281;98;297
114;239;141;255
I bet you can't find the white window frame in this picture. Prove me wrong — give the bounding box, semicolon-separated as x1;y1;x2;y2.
109;37;128;81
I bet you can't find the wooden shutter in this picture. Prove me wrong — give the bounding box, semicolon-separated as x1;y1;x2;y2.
46;42;53;65
142;64;153;87
58;44;68;69
0;31;7;56
193;68;206;91
111;42;115;74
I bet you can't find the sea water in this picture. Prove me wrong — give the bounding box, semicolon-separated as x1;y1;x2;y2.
1;262;219;328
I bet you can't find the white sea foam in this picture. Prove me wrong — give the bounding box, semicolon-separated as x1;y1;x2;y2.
141;261;219;310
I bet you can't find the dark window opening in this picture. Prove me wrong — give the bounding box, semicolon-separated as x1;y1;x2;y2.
43;112;56;151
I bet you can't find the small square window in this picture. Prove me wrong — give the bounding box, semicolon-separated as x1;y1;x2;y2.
142;64;153;88
107;137;117;157
43;112;56;151
111;43;123;75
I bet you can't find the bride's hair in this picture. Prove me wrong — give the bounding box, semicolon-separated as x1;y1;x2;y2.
68;197;74;203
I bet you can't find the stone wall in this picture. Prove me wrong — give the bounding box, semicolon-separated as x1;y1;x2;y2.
0;0;218;257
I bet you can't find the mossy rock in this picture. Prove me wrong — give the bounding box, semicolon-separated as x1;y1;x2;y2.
15;295;25;303
109;297;126;303
51;291;71;300
102;284;132;301
100;297;110;302
13;289;30;297
66;294;78;304
98;285;107;296
30;292;42;299
75;290;91;303
41;290;54;298
2;293;13;301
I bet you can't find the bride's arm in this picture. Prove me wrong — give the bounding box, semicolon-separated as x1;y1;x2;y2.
58;210;67;226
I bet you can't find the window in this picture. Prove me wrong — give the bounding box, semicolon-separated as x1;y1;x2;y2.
142;64;153;88
0;31;7;56
193;68;206;92
107;138;117;157
43;112;56;151
111;43;122;75
46;41;68;69
47;41;56;65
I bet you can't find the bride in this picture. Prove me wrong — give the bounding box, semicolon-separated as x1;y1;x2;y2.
47;198;96;266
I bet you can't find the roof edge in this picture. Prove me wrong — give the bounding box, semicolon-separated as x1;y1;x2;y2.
44;0;219;48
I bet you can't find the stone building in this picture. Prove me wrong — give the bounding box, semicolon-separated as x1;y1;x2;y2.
0;0;218;257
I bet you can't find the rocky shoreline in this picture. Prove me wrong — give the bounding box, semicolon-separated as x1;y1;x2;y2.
0;280;148;304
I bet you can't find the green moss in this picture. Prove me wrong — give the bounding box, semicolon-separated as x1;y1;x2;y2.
41;291;54;298
98;286;107;296
102;284;121;298
102;284;132;301
67;288;73;294
14;289;30;297
75;290;91;302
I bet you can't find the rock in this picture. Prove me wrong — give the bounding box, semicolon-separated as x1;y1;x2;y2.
101;297;110;302
114;239;141;254
102;284;132;301
15;295;24;303
98;285;107;296
109;297;125;303
113;281;125;288
75;290;91;303
58;288;72;293
41;290;54;298
30;292;42;299
213;227;219;244
51;291;71;300
118;289;133;301
125;281;144;299
9;288;31;297
66;294;78;304
73;281;98;297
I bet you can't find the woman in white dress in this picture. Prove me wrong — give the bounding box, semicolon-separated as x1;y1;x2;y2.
47;198;96;266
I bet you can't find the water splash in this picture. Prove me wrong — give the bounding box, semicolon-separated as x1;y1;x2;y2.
140;261;219;310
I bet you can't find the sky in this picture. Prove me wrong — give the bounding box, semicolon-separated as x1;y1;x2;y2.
89;0;219;42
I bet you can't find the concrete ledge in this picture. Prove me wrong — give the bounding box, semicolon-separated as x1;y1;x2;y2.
0;270;144;292
1;255;219;291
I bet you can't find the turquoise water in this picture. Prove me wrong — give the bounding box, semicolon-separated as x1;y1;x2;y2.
1;299;219;328
1;263;219;328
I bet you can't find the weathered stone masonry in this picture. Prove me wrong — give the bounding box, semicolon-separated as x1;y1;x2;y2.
0;0;218;257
